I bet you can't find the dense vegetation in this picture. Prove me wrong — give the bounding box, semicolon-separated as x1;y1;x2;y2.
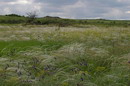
0;14;130;27
0;24;130;86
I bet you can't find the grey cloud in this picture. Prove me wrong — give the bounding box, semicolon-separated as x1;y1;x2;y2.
0;0;16;2
34;0;78;5
0;0;130;19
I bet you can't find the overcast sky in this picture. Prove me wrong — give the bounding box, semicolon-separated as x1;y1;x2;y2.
0;0;130;19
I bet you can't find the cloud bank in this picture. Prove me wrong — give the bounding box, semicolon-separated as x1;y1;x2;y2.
0;0;130;19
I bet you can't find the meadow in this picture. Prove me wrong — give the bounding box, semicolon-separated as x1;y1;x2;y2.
0;24;130;86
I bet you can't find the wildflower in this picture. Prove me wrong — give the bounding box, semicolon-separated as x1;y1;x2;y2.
77;61;88;66
32;65;37;70
83;62;88;66
80;77;84;81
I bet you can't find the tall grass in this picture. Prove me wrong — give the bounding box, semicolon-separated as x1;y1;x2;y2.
0;25;130;86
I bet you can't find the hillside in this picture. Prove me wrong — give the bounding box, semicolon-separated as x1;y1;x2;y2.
0;14;130;27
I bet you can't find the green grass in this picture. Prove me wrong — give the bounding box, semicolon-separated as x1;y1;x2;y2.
0;40;41;50
0;25;130;86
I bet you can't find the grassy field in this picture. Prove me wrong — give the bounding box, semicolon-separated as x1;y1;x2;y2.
0;25;130;86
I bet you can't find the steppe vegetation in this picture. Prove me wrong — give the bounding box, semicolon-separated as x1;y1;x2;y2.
0;14;130;86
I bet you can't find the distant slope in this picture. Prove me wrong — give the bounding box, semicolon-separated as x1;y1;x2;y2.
0;14;130;27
